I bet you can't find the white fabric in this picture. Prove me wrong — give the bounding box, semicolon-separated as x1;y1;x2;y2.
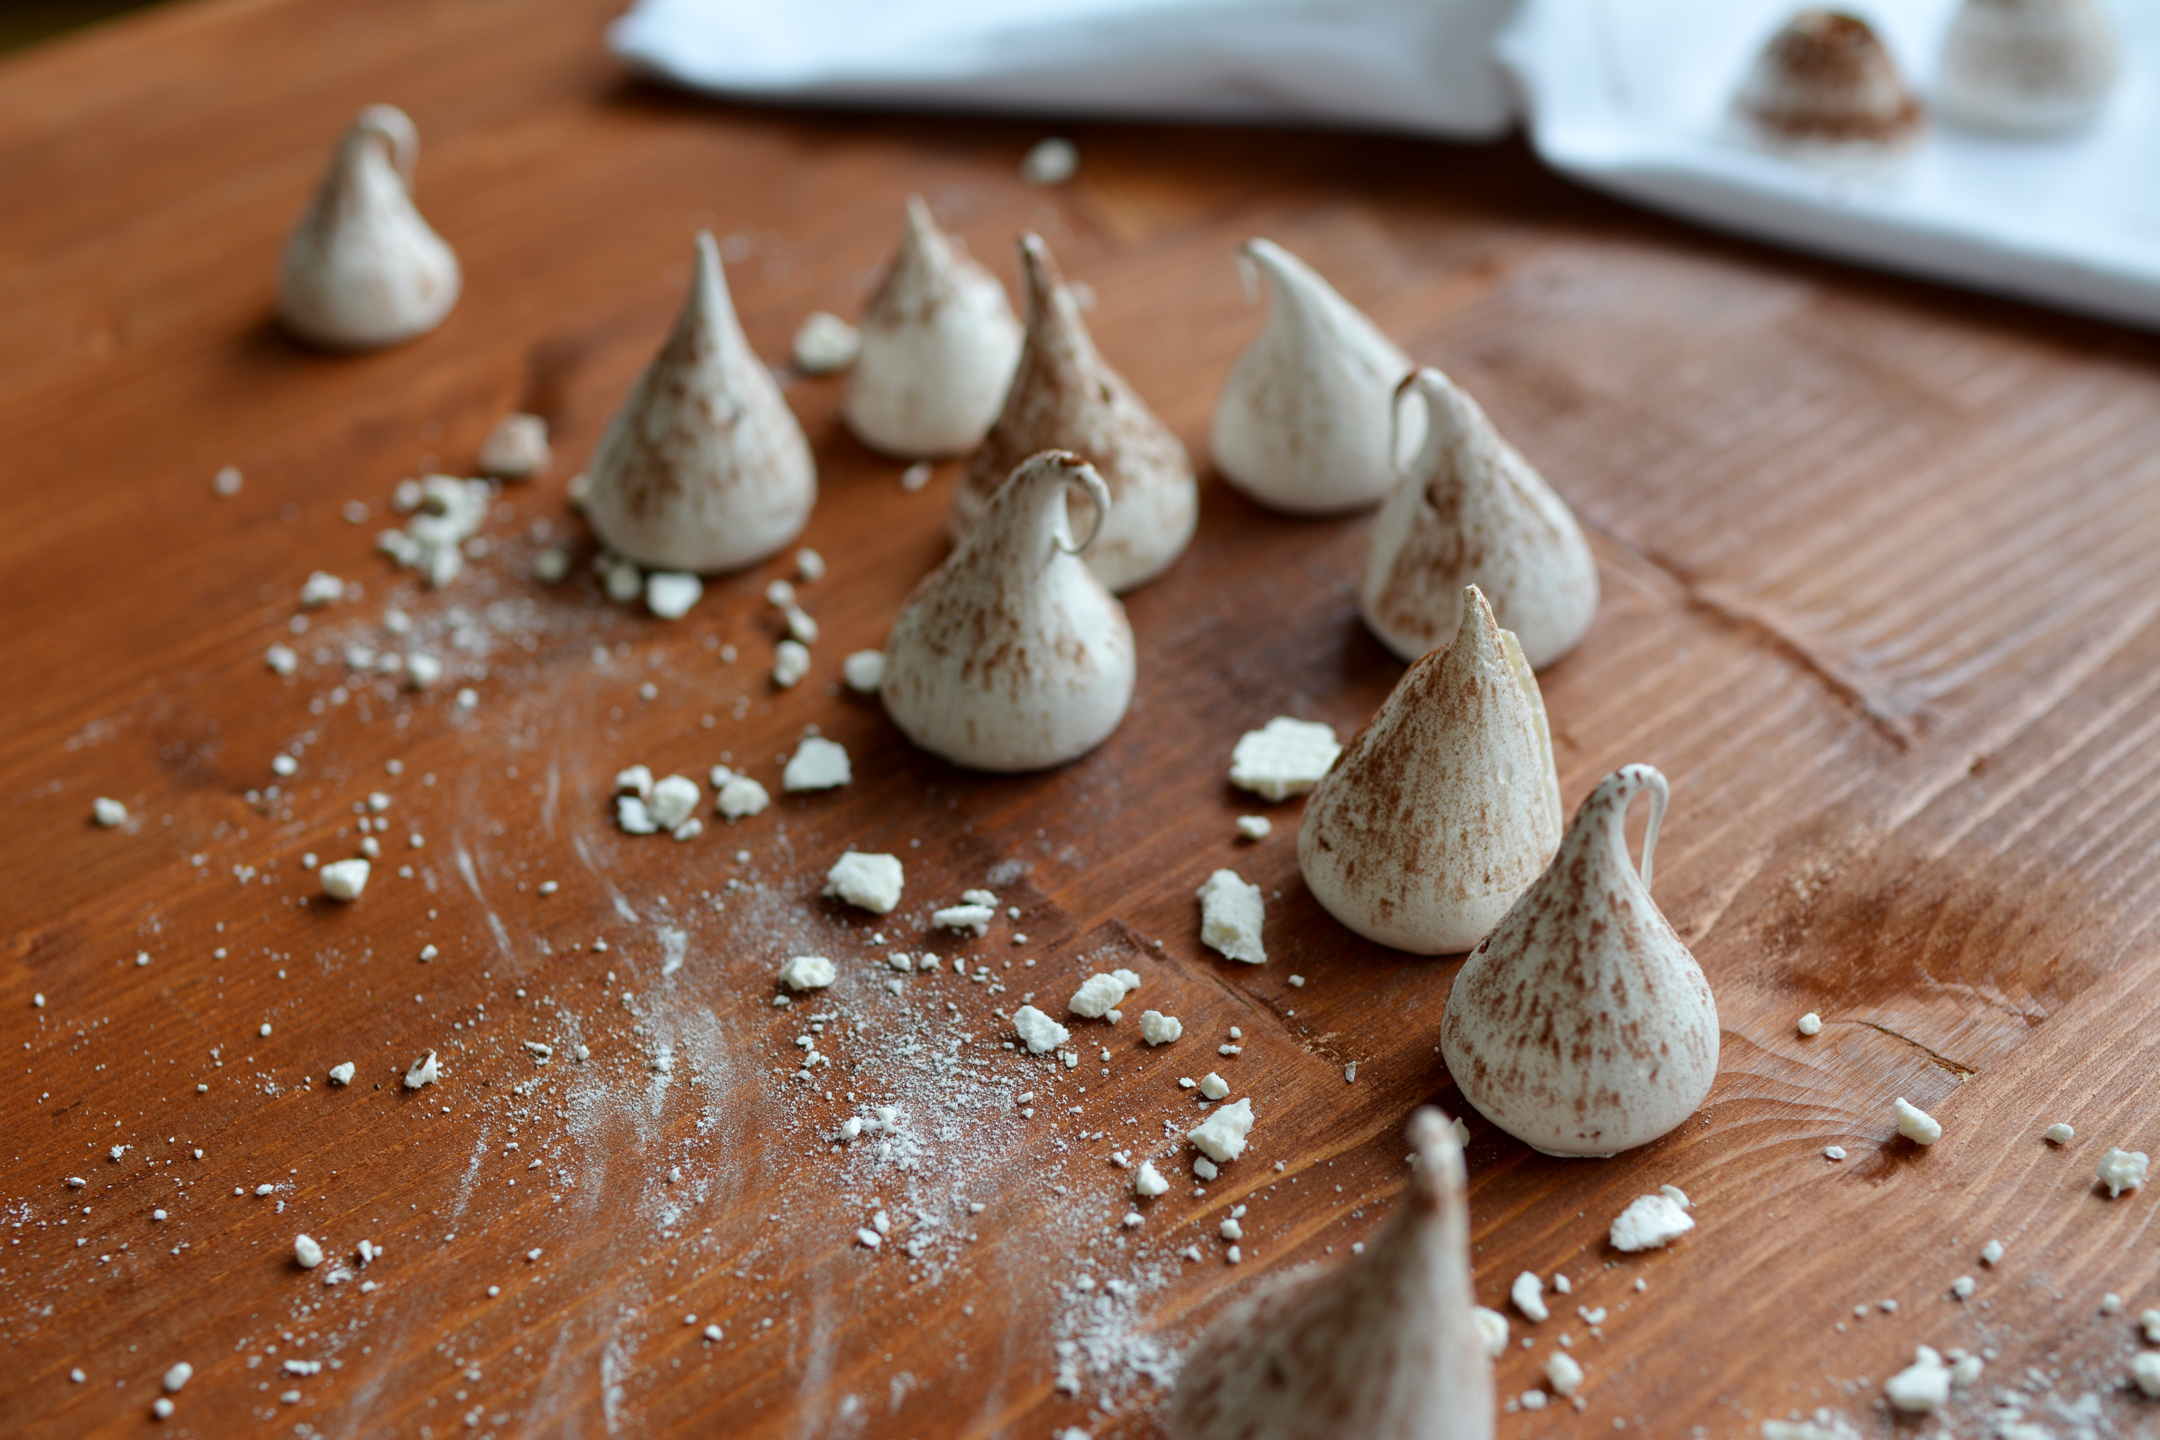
609;0;2160;330
607;0;1519;138
1500;0;2160;330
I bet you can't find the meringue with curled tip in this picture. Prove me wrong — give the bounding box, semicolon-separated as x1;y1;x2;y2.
1361;368;1597;671
1211;238;1415;516
278;105;461;350
1300;585;1561;956
581;232;816;574
883;450;1135;771
1442;764;1720;1159
1936;0;2119;136
1731;9;1923;160
950;234;1196;593
1167;1106;1494;1440
843;197;1023;459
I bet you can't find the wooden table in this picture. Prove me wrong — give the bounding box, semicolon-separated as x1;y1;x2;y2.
8;2;2160;1436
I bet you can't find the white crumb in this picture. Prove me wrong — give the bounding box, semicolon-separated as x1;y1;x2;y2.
2044;1121;2074;1144
1020;136;1079;185
824;851;904;914
1884;1345;1949;1413
327;1062;355;1086
711;768;772;819
778;956;837;992
1511;1271;1549;1323
2098;1147;2149;1197
1139;1010;1183;1046
1797;1012;1822;1036
1013;1005;1070;1055
1197;869;1265;963
1069;969;1140;1019
92;797;127;828
645;572;704;620
1894;1097;1941;1145
1473;1306;1510;1357
1608;1193;1694;1252
773;639;811;688
478;412;550;478
1228;716;1340;800
293;1234;324;1269
792;311;861;373
1134;1161;1169;1198
1188;1098;1254;1163
319;859;370;901
933;903;995;935
403;1050;439;1089
842;649;886;694
1235;815;1271;840
782;735;851;791
1198;1072;1229;1101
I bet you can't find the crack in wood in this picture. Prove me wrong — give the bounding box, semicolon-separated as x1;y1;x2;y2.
1850;1019;1977;1079
1592;526;1917;749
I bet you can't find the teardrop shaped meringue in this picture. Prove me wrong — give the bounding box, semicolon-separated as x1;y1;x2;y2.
1441;764;1720;1158
882;450;1135;771
1299;585;1561;955
278;105;461;350
843;197;1023;459
1168;1106;1494;1440
581;232;817;574
1936;0;2119;135
1361;368;1598;670
949;234;1196;593
1732;10;1923;157
1211;238;1414;516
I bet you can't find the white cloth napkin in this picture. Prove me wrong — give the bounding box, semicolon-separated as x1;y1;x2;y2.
610;0;2160;330
608;0;1519;137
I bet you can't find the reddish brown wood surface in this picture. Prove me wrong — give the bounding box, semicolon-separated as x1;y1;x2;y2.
7;2;2160;1437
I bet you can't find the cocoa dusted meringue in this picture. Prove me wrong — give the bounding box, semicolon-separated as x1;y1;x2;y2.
1362;368;1598;671
1298;585;1561;955
278;105;461;350
1441;764;1720;1158
1732;10;1924;158
1936;0;2119;135
1167;1107;1493;1440
581;232;816;574
843;197;1023;458
949;234;1196;593
882;450;1134;771
1212;238;1414;516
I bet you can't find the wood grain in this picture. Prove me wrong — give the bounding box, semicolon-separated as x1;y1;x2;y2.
6;2;2160;1437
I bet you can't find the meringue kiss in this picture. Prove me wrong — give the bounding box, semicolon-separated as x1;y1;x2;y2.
883;450;1135;771
1441;764;1720;1158
1299;585;1561;955
1361;368;1598;671
1732;10;1923;157
1936;0;2119;135
582;232;817;574
843;196;1023;459
950;234;1196;593
1212;238;1414;516
1168;1107;1493;1440
278;105;461;350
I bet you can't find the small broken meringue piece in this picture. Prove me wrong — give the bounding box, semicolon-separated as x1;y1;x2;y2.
792;311;861;374
2097;1147;2148;1198
1211;238;1413;516
777;955;836;991
478;413;550;479
949;234;1195;593
1936;0;2119;136
781;735;851;792
1884;1345;1950;1414
1361;367;1598;670
1068;969;1141;1019
843;198;1020;459
1894;1096;1942;1145
582;232;816;574
1228;717;1340;801
1731;9;1924;162
1608;1193;1695;1252
1196;870;1265;965
883;451;1135;772
403;1049;439;1089
278;104;461;350
823;852;903;915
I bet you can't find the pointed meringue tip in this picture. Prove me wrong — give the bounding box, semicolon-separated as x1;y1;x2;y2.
904;194;933;230
1406;1105;1466;1206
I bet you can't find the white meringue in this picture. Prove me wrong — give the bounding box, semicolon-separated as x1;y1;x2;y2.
1936;0;2119;135
1167;1107;1493;1440
278;105;461;350
1299;585;1561;955
581;232;816;574
950;234;1195;593
884;450;1135;771
1731;10;1923;159
1212;238;1414;516
843;197;1022;458
1441;764;1720;1158
1361;368;1598;671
